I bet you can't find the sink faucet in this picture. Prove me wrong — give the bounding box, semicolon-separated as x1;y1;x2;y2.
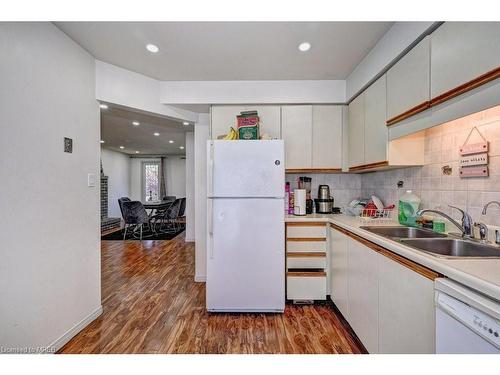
481;201;500;245
482;200;500;215
416;205;473;238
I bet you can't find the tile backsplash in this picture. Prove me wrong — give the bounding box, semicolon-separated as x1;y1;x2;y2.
286;173;361;208
362;105;500;227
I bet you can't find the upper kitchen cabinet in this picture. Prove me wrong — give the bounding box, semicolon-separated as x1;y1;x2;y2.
364;75;388;165
348;74;421;172
430;22;500;104
282;105;344;172
210;105;281;140
348;94;365;169
282;105;313;170
386;36;430;125
312;105;343;170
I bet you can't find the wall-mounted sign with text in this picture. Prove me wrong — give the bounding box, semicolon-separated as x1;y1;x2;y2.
459;127;489;178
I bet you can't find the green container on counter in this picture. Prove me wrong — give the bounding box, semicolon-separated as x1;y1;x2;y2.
398;190;421;227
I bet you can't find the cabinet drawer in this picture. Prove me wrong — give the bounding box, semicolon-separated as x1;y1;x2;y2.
287;240;326;253
286;224;326;238
287;253;326;269
287;272;327;300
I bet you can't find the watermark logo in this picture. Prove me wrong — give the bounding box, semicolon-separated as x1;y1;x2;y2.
0;346;56;354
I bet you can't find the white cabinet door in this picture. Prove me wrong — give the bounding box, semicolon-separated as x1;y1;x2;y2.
364;75;388;164
312;105;343;169
282;105;312;169
329;227;349;321
210;105;281;140
210;105;245;139
347;238;379;353
378;255;436;354
386;36;430;120
348;94;365;168
431;22;500;98
250;106;281;139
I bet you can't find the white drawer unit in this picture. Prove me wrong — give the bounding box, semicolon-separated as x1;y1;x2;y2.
287;253;327;269
285;222;328;301
286;223;327;238
286;239;327;253
287;272;327;300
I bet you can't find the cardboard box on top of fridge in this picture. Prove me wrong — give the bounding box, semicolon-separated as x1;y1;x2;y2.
237;112;260;140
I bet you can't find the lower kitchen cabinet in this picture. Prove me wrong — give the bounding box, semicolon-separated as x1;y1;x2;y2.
329;226;350;321
347;238;380;354
378;254;436;353
328;224;438;354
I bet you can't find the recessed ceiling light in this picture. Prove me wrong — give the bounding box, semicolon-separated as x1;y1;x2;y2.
146;43;159;53
132;121;140;126
154;132;160;136
99;104;108;109
179;146;185;150
298;42;311;52
169;140;174;144
100;140;105;144
119;146;124;149
183;121;189;126
135;151;140;154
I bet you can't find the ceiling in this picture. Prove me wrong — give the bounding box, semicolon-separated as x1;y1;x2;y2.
56;22;393;81
100;105;193;155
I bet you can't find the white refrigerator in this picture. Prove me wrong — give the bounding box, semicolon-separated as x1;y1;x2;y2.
206;140;285;312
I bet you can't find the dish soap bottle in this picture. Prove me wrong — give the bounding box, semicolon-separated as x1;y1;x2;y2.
398;190;421;227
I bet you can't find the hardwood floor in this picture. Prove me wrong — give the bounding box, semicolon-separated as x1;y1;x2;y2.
58;234;366;354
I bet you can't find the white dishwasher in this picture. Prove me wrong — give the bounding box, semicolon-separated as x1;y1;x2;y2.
435;278;500;354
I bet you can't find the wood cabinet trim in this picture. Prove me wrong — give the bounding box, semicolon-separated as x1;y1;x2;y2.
430;66;500;107
287;252;326;258
286;168;342;174
329;223;441;281
386;101;431;126
286;222;327;227
287;271;327;277
287;237;326;242
348;160;389;172
386;67;500;127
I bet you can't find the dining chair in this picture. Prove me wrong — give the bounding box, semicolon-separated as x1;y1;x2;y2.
118;197;131;220
122;201;151;241
160;198;182;233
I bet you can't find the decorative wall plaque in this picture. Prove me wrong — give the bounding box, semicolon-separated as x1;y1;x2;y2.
459;126;489;178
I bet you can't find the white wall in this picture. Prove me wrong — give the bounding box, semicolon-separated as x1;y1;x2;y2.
100;148;130;218
165;156;186;198
129;156;186;202
194;115;210;282
0;23;101;350
95;60;199;122
185;132;195;242
160;80;346;104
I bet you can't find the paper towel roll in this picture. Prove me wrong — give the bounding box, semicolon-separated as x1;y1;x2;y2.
294;189;306;216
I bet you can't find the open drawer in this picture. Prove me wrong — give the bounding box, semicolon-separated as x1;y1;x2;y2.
286;270;327;300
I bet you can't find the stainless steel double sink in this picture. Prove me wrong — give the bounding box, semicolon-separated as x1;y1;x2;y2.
359;226;500;258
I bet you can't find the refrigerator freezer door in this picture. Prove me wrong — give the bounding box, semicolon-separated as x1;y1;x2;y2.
206;198;285;312
208;140;284;198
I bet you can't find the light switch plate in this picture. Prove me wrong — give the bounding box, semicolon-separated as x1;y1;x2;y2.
87;173;96;187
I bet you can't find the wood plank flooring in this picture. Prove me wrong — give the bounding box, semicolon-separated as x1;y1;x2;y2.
58;234;365;354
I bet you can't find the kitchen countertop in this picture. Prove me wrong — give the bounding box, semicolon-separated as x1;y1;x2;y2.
285;213;500;302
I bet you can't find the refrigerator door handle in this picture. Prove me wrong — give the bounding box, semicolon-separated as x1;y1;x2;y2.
208;199;214;259
207;141;214;198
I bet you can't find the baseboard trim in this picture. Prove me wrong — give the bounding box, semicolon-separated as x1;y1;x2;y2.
194;275;206;282
184;237;195;243
50;305;103;353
